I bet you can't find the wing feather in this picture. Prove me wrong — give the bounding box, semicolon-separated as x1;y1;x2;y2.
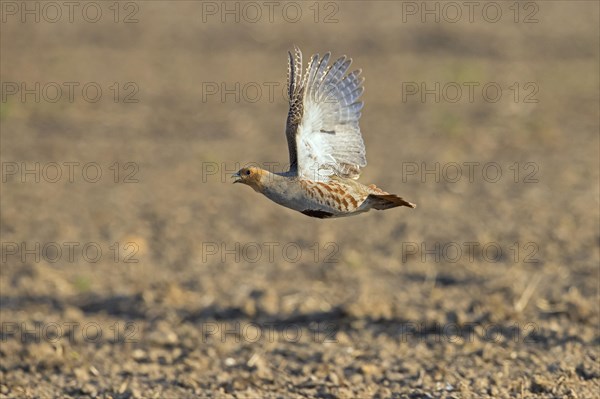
284;48;367;181
285;46;304;172
300;55;366;180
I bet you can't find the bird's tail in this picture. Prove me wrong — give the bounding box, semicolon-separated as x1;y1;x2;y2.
366;194;416;210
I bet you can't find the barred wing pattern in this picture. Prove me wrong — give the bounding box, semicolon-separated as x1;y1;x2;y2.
285;47;367;181
285;46;304;174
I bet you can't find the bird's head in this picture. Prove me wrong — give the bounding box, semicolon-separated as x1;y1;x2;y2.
232;167;267;192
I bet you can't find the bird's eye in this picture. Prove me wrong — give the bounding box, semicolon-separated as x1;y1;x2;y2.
245;170;251;176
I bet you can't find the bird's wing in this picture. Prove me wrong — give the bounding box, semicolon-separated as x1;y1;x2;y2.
285;47;366;181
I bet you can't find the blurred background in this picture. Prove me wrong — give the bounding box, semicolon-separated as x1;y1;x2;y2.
1;1;598;397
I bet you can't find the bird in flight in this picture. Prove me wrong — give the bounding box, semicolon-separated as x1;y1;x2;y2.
233;47;415;218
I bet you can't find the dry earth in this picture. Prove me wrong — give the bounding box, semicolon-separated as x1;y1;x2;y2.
1;1;599;398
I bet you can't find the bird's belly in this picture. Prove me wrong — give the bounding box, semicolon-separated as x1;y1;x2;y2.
262;183;362;217
262;187;325;211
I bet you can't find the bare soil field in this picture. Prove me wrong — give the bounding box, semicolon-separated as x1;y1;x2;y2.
1;1;598;398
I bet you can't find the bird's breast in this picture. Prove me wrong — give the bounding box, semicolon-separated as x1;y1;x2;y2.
258;177;368;216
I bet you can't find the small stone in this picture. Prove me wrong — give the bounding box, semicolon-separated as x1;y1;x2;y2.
224;357;236;367
360;364;379;376
118;379;130;394
350;373;363;384
132;349;147;361
81;383;97;396
327;372;340;385
73;367;89;382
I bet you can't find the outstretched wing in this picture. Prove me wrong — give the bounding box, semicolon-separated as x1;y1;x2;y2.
285;47;367;181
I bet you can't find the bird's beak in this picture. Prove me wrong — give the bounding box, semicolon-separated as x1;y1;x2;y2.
232;172;241;184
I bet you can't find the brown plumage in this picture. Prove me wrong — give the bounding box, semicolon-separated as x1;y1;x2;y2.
233;47;416;218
